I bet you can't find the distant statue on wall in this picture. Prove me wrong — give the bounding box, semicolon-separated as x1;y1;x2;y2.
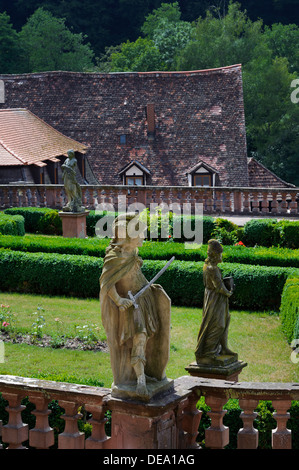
61;149;85;213
100;212;173;401
195;239;237;364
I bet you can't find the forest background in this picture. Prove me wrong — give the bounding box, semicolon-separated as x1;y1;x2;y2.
0;0;298;186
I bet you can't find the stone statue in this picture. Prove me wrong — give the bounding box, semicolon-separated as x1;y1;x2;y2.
61;149;85;213
195;239;237;365
100;213;173;401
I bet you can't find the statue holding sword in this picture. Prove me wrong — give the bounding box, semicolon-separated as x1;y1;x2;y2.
100;213;174;400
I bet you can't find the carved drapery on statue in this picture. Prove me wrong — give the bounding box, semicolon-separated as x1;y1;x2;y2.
100;213;173;401
61;149;85;213
195;239;236;364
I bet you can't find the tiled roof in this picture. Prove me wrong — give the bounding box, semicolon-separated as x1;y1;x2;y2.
0;67;249;186
248;158;294;188
0;108;87;167
0;142;21;166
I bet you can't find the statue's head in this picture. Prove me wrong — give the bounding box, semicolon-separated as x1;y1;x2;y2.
67;149;75;159
110;212;146;250
206;239;223;264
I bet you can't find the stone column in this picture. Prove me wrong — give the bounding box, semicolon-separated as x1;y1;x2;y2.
205;395;229;449
29;395;54;449
58;400;85;449
1;392;28;449
237;398;259;449
272;399;292;449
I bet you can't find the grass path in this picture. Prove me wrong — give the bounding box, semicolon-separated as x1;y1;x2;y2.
0;292;298;387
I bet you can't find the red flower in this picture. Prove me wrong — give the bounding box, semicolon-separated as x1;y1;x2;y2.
235;241;246;247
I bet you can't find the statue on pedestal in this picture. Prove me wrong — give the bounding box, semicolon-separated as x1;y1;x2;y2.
100;213;173;401
61;149;85;213
195;239;237;365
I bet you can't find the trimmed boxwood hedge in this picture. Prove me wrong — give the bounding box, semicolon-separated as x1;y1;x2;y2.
0;234;299;268
0;213;25;236
243;218;299;248
280;277;299;343
1;248;298;309
4;207;62;235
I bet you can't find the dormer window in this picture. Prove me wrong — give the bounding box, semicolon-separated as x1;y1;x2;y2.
119;160;151;186
193;173;212;187
187;161;218;187
126;175;143;185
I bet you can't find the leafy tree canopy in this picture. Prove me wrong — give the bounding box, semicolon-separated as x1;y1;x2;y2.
19;7;95;72
0;11;25;73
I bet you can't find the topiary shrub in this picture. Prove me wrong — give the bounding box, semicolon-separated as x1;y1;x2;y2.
243;219;280;247
4;207;61;234
278;220;299;249
0;213;25;236
280;277;299;343
37;210;62;235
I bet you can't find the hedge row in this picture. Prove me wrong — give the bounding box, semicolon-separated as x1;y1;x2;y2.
3;208;217;241
4;207;62;235
1;248;298;309
280;277;299;343
0;213;25;236
243;218;299;248
0;234;299;268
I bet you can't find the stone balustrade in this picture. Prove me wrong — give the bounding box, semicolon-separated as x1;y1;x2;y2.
0;184;298;216
0;374;298;449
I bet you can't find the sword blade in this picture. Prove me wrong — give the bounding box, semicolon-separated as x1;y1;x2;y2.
133;256;175;302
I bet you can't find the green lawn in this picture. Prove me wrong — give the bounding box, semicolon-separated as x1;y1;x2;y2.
0;292;298;388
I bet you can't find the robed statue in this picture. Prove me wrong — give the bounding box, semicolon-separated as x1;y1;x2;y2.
61;149;85;213
195;239;236;364
100;213;173;400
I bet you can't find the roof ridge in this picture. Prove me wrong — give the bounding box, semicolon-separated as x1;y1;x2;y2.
0;64;242;80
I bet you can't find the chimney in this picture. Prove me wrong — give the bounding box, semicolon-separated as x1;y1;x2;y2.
146;104;155;140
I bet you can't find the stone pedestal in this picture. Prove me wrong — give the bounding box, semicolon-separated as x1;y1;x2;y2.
185;355;247;382
59;210;89;238
108;383;194;449
111;377;174;403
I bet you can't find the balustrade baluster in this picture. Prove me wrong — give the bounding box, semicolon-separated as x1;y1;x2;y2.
205;395;229;449
85;403;109;449
181;391;201;449
58;400;85;449
1;392;28;449
30;188;37;207
272;400;292;449
2;187;10;208
29;395;54;449
237;398;259;449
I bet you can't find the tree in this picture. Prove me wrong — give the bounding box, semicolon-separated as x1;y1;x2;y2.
141;1;182;38
152;19;193;69
19;7;95;72
0;11;25;73
264;22;299;73
177;1;266;70
244;56;299;185
99;2;194;72
102;37;165;72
